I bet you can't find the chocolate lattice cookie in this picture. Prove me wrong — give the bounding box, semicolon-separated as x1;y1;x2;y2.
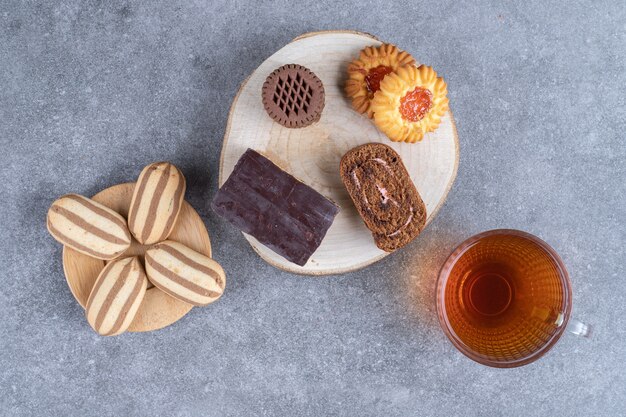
262;64;325;128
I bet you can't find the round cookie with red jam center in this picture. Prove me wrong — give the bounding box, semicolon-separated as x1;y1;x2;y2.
399;87;434;122
262;64;325;129
371;65;449;143
345;44;415;118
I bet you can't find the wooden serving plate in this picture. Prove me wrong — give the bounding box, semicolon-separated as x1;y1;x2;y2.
220;30;459;275
62;183;212;332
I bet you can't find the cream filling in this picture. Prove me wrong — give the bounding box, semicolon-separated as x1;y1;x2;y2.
376;184;399;207
351;158;413;236
351;171;368;206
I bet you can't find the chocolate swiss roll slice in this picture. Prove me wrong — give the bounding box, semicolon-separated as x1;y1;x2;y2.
340;143;426;252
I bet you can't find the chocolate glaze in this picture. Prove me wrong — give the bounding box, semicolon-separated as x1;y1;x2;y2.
212;149;339;266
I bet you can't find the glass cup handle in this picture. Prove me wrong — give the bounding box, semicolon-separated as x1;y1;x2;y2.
534;308;591;338
566;318;591;337
531;307;591;337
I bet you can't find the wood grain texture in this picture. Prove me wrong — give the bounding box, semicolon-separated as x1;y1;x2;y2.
219;31;459;275
62;182;212;332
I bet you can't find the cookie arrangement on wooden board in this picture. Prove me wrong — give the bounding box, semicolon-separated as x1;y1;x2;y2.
48;30;458;335
219;30;458;275
48;164;225;335
62;183;213;333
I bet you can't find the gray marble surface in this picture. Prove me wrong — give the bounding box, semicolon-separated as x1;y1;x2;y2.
1;1;625;416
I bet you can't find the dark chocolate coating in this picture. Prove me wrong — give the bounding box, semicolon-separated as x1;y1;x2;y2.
211;149;339;266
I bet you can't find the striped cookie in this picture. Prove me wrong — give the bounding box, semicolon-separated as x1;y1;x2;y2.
145;240;225;306
128;162;186;245
85;256;148;336
47;194;132;260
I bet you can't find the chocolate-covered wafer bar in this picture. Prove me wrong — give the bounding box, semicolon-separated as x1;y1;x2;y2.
212;149;339;266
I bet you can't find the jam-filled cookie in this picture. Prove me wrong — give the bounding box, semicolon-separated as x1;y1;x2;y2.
345;44;415;118
371;65;448;143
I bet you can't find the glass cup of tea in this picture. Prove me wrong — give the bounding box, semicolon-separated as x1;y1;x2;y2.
436;229;590;368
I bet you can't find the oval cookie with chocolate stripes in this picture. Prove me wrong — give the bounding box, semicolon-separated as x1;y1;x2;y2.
85;256;148;336
145;240;225;306
47;194;132;260
128;162;186;245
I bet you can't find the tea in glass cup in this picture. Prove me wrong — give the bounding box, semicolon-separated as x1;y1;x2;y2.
437;229;589;367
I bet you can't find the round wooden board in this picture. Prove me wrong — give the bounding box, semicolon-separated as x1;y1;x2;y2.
220;30;459;275
62;182;212;332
